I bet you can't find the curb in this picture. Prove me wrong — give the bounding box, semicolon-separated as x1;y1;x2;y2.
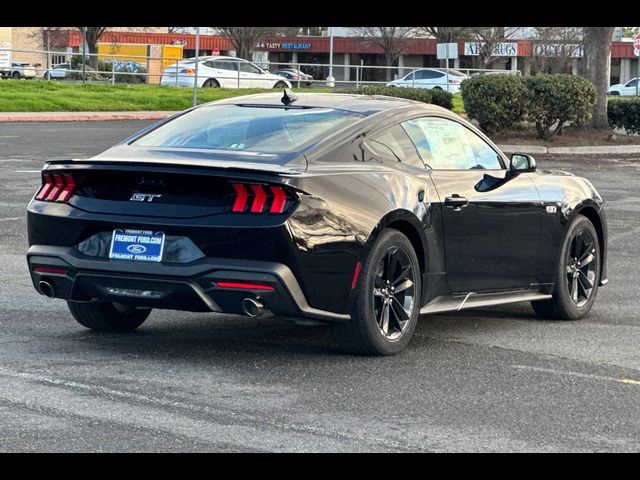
0;112;176;122
497;144;640;155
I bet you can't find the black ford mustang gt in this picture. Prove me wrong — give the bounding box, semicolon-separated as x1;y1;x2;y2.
26;92;608;355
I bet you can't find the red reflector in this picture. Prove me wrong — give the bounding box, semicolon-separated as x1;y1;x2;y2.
33;266;67;275
215;281;274;291
231;183;248;212
250;184;267;213
351;261;362;290
36;174;54;200
45;175;65;201
270;186;286;213
56;174;76;203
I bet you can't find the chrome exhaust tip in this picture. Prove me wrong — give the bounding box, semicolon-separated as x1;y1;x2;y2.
241;298;265;318
38;280;55;298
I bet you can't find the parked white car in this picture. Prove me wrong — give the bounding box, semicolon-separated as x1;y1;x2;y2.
43;63;70;80
9;62;37;79
386;68;468;93
608;78;639;96
160;56;292;89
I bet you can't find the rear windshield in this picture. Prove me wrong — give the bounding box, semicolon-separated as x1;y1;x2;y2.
134;105;363;153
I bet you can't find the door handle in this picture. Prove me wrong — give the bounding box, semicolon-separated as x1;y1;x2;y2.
444;194;469;211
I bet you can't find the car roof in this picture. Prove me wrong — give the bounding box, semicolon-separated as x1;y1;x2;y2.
201;92;447;115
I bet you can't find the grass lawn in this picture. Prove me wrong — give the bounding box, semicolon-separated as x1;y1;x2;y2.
0;80;467;114
452;93;465;114
0;80;334;112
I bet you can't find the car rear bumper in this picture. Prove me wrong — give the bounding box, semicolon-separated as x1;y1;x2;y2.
27;245;350;323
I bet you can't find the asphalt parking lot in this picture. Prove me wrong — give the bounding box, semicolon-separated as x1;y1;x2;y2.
0;120;639;452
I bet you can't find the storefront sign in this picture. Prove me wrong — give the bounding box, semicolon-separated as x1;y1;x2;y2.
634;32;640;57
464;42;518;57
0;42;11;69
533;43;583;58
256;42;312;50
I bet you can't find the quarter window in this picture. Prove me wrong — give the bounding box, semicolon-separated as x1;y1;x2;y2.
366;125;424;168
401;117;503;170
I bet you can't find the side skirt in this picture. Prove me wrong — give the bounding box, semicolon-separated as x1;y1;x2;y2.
420;285;553;315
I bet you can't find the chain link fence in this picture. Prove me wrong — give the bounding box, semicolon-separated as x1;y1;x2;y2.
0;47;519;91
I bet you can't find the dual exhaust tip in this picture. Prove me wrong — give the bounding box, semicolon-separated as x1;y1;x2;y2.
241;298;266;318
38;280;55;298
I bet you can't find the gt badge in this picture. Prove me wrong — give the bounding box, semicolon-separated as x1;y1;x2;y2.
130;193;162;202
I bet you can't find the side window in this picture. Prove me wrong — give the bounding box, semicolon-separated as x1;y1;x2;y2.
626;79;638;88
401;117;503;170
365;125;424;169
239;62;263;74
403;72;414;81
213;60;237;71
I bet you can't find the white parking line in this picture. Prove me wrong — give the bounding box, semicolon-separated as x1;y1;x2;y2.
512;365;640;386
13;170;41;173
0;217;22;222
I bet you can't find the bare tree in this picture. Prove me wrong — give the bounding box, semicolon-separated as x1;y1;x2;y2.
213;27;283;60
530;27;582;74
581;27;615;129
26;27;68;68
421;27;471;43
352;27;415;81
468;27;520;68
74;27;110;67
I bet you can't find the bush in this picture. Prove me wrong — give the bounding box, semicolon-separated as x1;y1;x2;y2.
344;86;453;110
460;74;527;134
524;74;596;139
99;60;148;84
608;97;640;134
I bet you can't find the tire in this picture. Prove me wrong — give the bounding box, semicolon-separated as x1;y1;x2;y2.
609;91;620;96
332;229;422;355
12;71;20;79
433;86;443;91
67;301;151;332
531;214;601;320
203;78;220;88
273;81;288;89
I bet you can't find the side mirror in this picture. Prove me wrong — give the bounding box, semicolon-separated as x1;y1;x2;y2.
510;153;537;173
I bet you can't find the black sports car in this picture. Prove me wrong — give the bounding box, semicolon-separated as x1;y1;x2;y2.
26;92;608;355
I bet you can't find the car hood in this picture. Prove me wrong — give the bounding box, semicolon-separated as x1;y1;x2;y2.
84;144;308;174
608;84;622;89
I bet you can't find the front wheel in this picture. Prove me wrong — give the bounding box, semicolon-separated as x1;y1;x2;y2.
202;78;220;88
531;214;601;320
332;229;422;355
273;81;288;89
68;301;151;332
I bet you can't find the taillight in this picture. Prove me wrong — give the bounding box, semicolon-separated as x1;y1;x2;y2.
36;173;76;203
181;68;195;75
230;183;292;214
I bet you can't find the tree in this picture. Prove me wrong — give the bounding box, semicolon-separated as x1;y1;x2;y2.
530;27;582;74
421;27;471;43
26;27;68;68
581;27;615;129
75;27;110;67
352;27;415;81
213;27;280;60
468;27;520;68
622;27;639;38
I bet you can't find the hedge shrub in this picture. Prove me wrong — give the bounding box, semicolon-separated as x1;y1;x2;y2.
608;97;640;134
459;74;527;134
344;86;453;110
524;74;596;138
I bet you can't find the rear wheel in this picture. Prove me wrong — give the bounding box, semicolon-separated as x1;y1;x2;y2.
273;81;288;89
332;229;421;355
203;78;220;88
68;301;151;332
531;214;600;320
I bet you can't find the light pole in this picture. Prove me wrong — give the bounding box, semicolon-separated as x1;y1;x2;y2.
326;27;335;88
193;27;200;107
81;27;87;84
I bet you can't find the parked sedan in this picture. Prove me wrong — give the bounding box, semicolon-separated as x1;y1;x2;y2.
607;78;639;96
26;93;607;355
271;68;314;86
160;56;291;89
387;68;468;93
43;63;70;80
